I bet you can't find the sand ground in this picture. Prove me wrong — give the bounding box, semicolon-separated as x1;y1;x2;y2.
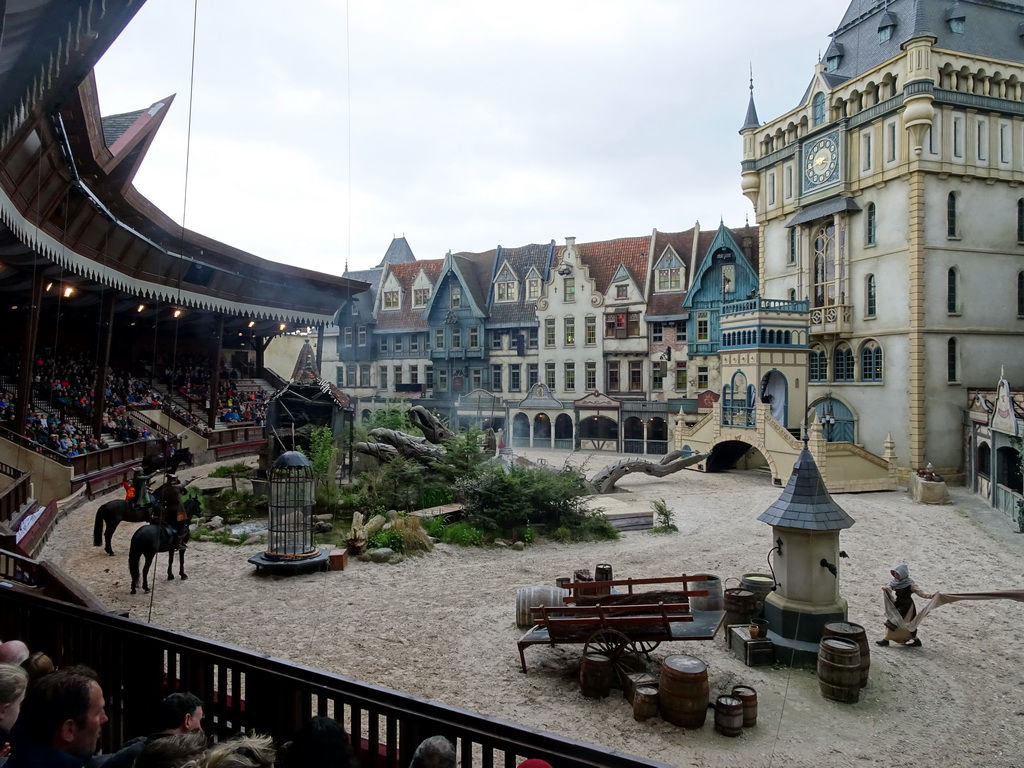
40;449;1024;768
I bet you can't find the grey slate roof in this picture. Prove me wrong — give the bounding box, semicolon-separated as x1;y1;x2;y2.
486;242;554;326
756;446;855;531
820;0;1024;92
742;89;760;131
102;109;145;147
375;237;417;268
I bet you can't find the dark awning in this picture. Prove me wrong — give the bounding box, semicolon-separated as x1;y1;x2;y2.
786;197;861;228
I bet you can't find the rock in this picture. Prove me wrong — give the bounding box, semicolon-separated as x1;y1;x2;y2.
511;541;525;551
388;553;405;565
197;535;212;542
369;548;395;563
494;538;510;547
313;521;333;534
246;531;267;544
227;536;241;544
188;524;199;533
207;516;225;531
314;514;334;522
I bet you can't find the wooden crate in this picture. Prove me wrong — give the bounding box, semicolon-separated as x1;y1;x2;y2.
623;672;659;705
729;625;774;667
328;550;349;571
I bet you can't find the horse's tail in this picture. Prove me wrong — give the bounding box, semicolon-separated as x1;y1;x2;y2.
93;505;105;546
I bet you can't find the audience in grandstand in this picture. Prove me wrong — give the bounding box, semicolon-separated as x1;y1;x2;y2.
100;692;204;768
409;736;456;768
6;665;108;767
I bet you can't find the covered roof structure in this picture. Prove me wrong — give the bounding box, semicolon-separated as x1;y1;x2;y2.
0;0;367;345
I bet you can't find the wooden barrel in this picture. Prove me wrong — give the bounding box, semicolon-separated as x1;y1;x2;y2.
731;685;758;727
658;654;709;728
632;686;659;721
515;586;569;628
723;588;756;627
823;621;870;688
579;653;612;698
740;573;775;617
817;637;861;703
686;574;723;611
714;695;744;737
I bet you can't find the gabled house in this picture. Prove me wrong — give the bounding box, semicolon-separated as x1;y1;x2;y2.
374;259;443;398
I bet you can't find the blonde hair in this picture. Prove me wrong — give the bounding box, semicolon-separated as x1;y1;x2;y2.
0;663;28;704
202;733;276;768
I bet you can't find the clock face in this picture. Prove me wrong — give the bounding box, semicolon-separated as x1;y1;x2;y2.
804;134;840;188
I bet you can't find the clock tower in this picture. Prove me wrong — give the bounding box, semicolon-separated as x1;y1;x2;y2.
739;0;1024;483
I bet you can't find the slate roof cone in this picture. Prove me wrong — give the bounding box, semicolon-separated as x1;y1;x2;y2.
757;443;854;531
291;339;320;384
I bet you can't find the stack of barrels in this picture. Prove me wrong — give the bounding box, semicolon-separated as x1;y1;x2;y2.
651;654;758;734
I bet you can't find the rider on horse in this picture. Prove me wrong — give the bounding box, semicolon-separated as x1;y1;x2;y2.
123;468;156;512
154;474;189;552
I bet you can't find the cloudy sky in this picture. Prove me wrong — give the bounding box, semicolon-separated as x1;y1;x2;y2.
93;0;852;276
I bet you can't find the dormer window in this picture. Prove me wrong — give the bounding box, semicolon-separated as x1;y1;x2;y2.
655;250;683;290
526;276;541;300
450;285;462;308
413;288;430;307
823;42;843;73
495;265;518;302
878;11;897;43
946;4;965;35
383;290;399;309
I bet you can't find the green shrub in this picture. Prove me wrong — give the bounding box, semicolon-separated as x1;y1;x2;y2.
440;521;484;547
422;516;447;538
209;462;251;478
367;527;404;552
649;497;679;534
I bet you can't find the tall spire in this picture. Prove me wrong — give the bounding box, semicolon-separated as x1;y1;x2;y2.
741;65;760;131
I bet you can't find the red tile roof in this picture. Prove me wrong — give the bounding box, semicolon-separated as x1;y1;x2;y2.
572;236;651;295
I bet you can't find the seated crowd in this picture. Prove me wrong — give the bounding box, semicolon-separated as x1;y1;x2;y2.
0;636;553;768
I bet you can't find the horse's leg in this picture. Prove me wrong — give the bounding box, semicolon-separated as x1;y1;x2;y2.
166;545;175;581
142;553;153;593
105;519;118;556
129;549;139;594
179;547;188;580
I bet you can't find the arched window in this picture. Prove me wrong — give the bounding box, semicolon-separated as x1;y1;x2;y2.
947;338;958;382
812;92;826;126
997;446;1023;492
1017;199;1024;242
866;274;877;317
947;268;958;314
947;192;959;237
789;288;797;301
866;202;877;245
834;344;854;382
813;223;838;307
977;443;991;478
809;347;828;382
1018;272;1024;316
860;340;883;382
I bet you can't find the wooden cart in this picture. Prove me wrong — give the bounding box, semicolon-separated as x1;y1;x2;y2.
516;574;725;674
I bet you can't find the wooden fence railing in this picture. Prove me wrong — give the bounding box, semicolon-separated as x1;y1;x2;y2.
0;581;670;768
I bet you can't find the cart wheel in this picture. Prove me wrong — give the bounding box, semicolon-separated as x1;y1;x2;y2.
629;639;661;657
583;629;643;686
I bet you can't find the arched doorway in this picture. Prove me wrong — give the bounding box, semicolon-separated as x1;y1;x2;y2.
648;417;668;455
623;416;644;454
760;369;788;425
533;413;552;446
811;397;855;443
579;414;619;451
554;413;574;449
706;440;771;475
512;412;531;448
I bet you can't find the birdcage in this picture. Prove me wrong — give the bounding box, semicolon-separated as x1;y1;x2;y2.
265;450;318;560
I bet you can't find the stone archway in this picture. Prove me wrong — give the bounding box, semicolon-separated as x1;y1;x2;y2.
705;438;778;480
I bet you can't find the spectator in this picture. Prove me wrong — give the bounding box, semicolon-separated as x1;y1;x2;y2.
101;692;204;768
7;665;108;767
278;716;353;768
134;731;207;768
0;664;29;763
200;733;275;768
408;736;456;768
20;653;54;689
0;642;29;666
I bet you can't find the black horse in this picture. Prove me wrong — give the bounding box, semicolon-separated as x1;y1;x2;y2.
93;481;198;555
141;447;194;476
128;494;199;595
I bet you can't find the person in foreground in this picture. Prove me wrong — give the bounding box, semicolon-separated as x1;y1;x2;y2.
6;665;108;767
877;563;935;648
100;692;204;768
409;735;455;768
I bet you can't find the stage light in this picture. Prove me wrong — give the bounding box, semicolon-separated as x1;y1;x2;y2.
63;287;73;298
45;282;53;291
173;309;182;318
137;304;145;312
248;320;255;328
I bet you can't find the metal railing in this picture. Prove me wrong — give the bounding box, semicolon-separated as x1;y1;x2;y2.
0;577;671;768
0;462;29;526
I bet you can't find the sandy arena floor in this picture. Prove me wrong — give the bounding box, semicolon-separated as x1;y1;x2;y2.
41;449;1024;768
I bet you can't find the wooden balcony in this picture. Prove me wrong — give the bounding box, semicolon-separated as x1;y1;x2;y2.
809;303;853;338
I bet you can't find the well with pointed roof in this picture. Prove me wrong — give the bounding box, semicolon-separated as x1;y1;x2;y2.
757;444;855;667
